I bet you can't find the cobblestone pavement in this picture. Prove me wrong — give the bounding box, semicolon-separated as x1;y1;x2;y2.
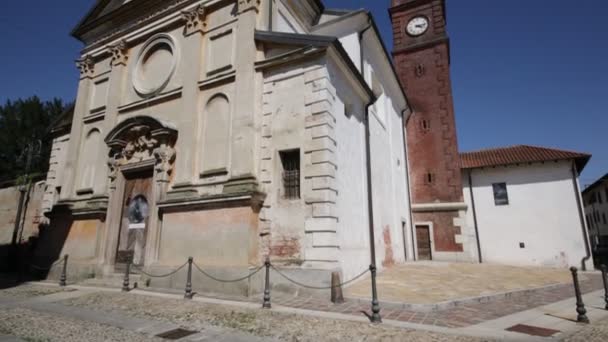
346;262;580;304
0;307;164;342
63;292;494;342
561;315;608;342
0;284;72;301
265;273;605;328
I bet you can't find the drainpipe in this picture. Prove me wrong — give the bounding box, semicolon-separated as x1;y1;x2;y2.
268;0;273;31
360;20;382;323
400;109;416;261
359;20;375;266
467;169;483;263
571;162;592;270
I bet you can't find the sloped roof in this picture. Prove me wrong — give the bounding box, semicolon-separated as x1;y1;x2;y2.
460;145;591;173
582;173;608;195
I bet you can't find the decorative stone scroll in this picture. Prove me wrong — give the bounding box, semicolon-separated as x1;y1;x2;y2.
76;55;95;79
109;39;129;67
238;0;261;14
181;5;207;36
105;116;178;190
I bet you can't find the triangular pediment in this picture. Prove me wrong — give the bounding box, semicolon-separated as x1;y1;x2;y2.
98;0;129;17
72;0;124;37
72;0;186;45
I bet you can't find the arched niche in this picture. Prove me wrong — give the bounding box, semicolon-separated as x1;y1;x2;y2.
200;94;231;177
77;128;101;194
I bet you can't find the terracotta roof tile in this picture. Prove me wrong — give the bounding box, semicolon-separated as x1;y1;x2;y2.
460;145;591;173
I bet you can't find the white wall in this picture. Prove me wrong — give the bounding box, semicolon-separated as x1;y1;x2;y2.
583;183;608;246
462;161;590;268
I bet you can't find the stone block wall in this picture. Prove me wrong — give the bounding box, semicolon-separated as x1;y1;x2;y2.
259;64;340;270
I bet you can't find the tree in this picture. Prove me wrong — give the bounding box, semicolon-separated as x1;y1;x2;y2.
0;97;70;184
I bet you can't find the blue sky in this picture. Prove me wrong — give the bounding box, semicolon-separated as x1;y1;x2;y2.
0;0;606;186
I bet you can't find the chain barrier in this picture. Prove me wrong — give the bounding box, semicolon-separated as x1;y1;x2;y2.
131;261;188;278
270;264;369;290
28;258;65;271
193;262;264;283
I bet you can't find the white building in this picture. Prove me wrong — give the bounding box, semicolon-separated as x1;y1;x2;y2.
461;145;593;269
36;0;412;293
582;173;608;266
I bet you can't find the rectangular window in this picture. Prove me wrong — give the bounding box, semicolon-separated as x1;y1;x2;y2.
599;192;604;204
492;182;509;206
280;150;300;200
603;213;607;225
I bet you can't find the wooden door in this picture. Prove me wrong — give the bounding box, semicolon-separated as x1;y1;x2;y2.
416;225;432;260
115;170;153;269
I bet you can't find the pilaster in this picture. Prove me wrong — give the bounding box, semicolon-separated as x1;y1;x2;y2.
60;56;96;200
172;7;206;187
94;40;130;195
230;1;258;180
302;67;339;266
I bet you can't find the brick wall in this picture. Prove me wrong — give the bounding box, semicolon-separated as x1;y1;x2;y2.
391;0;465;253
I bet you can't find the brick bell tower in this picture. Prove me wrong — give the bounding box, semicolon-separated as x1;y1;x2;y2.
390;0;468;260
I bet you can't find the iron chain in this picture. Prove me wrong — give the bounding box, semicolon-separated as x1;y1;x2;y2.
28;258;65;271
193;262;264;283
131;261;188;278
270;264;369;290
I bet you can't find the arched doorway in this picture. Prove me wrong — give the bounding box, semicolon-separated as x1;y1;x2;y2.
103;116;177;271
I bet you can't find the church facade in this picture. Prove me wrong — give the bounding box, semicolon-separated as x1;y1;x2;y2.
37;0;412;293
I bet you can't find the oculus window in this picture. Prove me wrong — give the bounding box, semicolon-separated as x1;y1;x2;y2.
492;182;509;206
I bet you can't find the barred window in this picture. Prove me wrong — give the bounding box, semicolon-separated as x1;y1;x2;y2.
280;150;300;199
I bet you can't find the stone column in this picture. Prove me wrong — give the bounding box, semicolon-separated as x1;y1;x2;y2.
60;56;95;200
171;5;206;188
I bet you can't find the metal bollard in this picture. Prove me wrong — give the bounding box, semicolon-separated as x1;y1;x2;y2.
570;267;589;323
59;255;68;287
185;257;194;299
601;265;608;310
369;264;382;323
263;256;271;309
122;263;131;292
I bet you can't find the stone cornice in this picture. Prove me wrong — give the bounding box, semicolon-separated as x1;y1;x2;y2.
411;202;467;212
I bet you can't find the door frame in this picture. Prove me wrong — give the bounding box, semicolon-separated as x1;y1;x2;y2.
101;159;160;272
414;221;435;261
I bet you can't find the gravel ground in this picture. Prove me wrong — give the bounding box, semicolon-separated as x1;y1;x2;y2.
562;315;608;342
0;284;71;300
0;307;164;342
63;292;495;342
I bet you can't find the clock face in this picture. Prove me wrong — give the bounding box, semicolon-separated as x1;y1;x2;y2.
406;16;429;36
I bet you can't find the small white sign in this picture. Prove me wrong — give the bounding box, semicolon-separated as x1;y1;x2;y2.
128;223;146;230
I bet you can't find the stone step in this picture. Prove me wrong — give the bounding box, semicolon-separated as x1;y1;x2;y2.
80;274;143;289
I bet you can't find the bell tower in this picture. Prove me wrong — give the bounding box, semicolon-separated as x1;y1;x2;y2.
391;0;468;259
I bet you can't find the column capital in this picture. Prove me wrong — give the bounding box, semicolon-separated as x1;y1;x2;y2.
181;5;207;36
76;55;95;79
108;39;129;67
237;0;261;14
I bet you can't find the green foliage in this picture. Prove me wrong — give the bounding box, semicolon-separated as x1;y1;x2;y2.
0;97;70;183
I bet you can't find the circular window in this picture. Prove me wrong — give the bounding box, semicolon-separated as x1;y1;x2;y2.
127;195;149;224
133;34;179;97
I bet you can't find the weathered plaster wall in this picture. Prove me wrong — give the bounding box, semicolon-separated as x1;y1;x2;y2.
0;182;45;247
462;161;590;268
160;206;259;266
